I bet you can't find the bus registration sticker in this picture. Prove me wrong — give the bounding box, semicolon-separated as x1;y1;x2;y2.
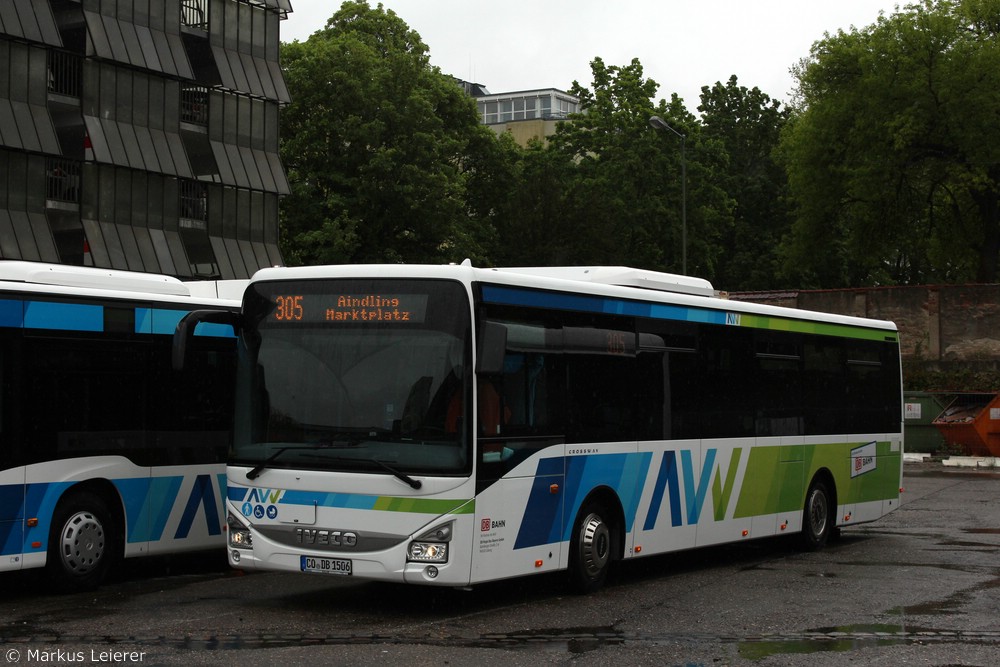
300;555;353;576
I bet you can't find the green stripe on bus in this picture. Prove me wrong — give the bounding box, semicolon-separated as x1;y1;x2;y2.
371;497;476;514
737;314;898;342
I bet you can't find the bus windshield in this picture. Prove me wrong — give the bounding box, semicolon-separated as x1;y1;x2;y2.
233;278;472;477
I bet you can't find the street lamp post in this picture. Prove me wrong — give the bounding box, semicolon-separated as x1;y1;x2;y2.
648;115;687;275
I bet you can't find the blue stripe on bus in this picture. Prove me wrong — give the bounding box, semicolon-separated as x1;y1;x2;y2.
0;300;233;337
278;490;380;510
0;484;24;557
115;477;185;543
23;482;74;553
0;484;23;522
1;475;226;557
644;450;682;530
513;452;653;550
481;285;728;326
0;520;19;556
24;301;103;331
0;300;22;327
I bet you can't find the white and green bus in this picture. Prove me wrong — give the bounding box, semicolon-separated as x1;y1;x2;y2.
189;263;903;592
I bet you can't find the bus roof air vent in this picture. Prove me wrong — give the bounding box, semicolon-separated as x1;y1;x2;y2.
494;266;716;297
0;261;191;296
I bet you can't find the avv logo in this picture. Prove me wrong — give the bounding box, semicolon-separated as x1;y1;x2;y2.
248;488;285;503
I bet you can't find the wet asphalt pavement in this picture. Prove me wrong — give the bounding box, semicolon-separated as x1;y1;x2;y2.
1;459;998;666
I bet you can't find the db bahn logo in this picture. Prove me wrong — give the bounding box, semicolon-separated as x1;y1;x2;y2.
481;518;505;531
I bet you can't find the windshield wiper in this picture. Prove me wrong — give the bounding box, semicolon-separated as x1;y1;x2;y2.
244;442;422;489
246;446;296;480
373;459;422;489
245;445;330;480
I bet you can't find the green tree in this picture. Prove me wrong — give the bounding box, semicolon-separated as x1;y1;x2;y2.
699;76;791;290
780;0;1000;287
278;1;498;266
542;58;731;276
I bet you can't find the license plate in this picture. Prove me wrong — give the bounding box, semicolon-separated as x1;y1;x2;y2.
300;555;353;576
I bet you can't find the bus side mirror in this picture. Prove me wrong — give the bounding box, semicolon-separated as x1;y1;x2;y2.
476;321;507;375
173;309;241;371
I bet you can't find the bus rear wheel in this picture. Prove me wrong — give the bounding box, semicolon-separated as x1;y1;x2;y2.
47;491;119;592
569;502;614;594
800;477;834;550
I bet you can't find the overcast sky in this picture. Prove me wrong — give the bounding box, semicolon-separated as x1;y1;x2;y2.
280;1;901;109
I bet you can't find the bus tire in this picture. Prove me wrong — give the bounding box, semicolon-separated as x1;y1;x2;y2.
47;491;120;592
568;502;614;594
800;477;834;551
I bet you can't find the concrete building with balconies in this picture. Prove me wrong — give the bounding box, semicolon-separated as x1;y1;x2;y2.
0;0;290;279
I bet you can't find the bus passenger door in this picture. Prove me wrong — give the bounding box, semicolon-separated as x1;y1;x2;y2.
472;440;565;584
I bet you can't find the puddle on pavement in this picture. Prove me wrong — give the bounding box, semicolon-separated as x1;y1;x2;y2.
738;623;934;661
475;626;625;654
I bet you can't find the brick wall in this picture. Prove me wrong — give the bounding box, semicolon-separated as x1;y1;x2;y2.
731;285;1000;389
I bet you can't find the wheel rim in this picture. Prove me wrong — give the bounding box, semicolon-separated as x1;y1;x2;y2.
580;513;610;579
59;511;106;575
807;489;828;538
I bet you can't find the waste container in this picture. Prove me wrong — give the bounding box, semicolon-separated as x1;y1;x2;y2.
932;393;1000;457
904;392;949;453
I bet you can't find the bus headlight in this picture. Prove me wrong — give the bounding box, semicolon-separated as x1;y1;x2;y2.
408;542;448;563
228;512;253;549
407;521;453;563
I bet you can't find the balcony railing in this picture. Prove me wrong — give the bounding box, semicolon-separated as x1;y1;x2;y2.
46;158;81;203
181;0;208;30
179;179;208;226
180;86;209;125
48;50;82;98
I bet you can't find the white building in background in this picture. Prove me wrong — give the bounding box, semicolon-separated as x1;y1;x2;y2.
457;81;580;146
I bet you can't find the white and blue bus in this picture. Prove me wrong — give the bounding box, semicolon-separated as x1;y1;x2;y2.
0;261;241;591
192;263;903;592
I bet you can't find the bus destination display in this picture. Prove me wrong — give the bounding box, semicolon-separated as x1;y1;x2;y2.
271;293;428;324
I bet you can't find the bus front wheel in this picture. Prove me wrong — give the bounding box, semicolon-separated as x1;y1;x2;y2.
800;477;834;550
568;502;614;594
47;491;120;592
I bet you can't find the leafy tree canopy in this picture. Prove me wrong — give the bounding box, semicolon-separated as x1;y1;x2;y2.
699;76;791;290
535;58;732;277
780;0;1000;287
279;1;496;265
